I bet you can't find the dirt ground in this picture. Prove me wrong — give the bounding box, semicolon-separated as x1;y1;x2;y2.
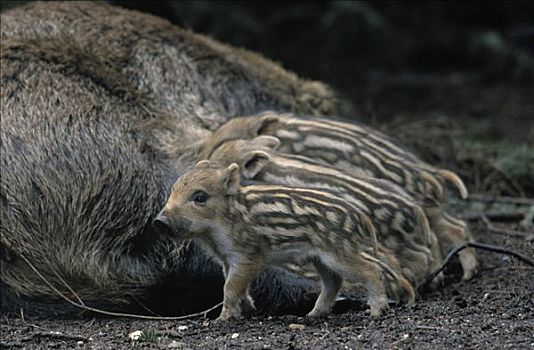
1;221;532;349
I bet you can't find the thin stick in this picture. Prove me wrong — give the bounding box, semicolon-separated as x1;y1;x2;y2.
19;254;222;320
416;325;450;332
50;268;86;307
130;294;160;317
467;194;534;206
479;213;533;238
33;331;89;342
460;212;525;223
420;242;534;290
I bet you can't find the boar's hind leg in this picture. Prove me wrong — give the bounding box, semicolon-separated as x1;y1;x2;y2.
307;259;343;318
344;253;389;319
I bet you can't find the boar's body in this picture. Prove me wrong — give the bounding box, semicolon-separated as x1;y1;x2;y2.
0;2;335;314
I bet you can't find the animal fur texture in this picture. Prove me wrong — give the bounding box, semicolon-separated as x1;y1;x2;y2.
199;113;478;280
156;161;415;319
0;2;335;312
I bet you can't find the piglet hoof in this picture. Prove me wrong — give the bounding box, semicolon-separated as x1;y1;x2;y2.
368;298;389;320
216;306;243;322
306;308;331;318
369;307;383;320
459;249;478;281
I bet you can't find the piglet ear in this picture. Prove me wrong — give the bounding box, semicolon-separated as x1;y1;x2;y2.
241;151;270;179
256;114;280;135
221;163;241;195
195;160;210;168
251;135;280;150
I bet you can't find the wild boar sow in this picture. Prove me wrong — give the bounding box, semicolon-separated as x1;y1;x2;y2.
0;2;335;313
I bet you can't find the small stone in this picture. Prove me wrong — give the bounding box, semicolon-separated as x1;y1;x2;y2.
288;323;306;330
483;293;491;301
128;330;143;341
168;340;185;348
231;333;239;339
403;334;409;340
76;340;84;346
177;325;188;331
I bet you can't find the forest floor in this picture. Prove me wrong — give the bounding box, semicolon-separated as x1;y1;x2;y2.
1;221;533;349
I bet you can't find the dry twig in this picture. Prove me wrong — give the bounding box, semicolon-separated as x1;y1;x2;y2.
32;331;89;342
479;213;534;239
19;254;222;320
416;325;450;332
467;194;534;206
460;212;525;223
420;242;534;290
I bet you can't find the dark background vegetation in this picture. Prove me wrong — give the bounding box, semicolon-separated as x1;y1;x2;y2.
104;1;534;197
2;0;533;196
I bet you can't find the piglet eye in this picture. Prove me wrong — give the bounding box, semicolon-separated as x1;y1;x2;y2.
191;190;208;204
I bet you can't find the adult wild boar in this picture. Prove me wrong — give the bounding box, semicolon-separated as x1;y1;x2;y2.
0;2;335;314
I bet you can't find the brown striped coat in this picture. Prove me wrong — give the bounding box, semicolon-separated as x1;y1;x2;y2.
199;113;478;280
207;137;442;287
156;161;415;320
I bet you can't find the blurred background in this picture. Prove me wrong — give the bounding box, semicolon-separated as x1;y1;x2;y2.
2;1;533;199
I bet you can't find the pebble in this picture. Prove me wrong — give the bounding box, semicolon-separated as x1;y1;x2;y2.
77;340;84;346
168;340;185;348
128;330;143;341
177;325;189;331
231;333;239;339
288;323;306;330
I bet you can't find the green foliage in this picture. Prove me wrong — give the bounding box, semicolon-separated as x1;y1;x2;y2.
495;144;534;178
139;329;159;343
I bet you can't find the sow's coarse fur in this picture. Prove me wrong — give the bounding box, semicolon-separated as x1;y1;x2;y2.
0;2;335;313
199;113;478;281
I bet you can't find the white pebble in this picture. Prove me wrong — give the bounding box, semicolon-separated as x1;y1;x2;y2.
288;323;306;330
403;334;410;340
168;341;185;348
128;330;143;341
177;325;188;331
231;333;239;339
